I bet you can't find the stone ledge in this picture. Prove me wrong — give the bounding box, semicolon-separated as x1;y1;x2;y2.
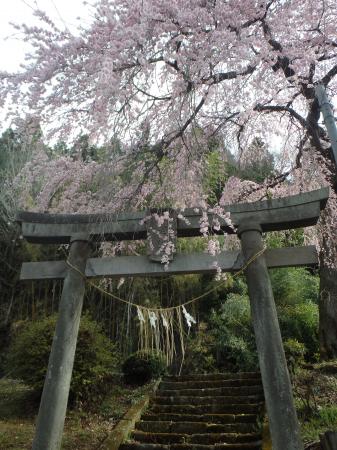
100;379;161;450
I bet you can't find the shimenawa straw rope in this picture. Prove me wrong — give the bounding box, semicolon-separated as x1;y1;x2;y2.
65;246;266;312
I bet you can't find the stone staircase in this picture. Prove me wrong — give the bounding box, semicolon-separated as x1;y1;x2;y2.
120;372;265;450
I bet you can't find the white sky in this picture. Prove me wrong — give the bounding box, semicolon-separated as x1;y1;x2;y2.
0;0;92;134
0;0;89;72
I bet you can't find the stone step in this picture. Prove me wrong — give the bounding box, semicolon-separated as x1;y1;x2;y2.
131;431;261;445
149;403;264;415
141;413;259;424
118;373;264;450
160;379;262;391
158;386;263;398
120;443;262;450
163;373;261;382
152;395;264;406
135;420;259;434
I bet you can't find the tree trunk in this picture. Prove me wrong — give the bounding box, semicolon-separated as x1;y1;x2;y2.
305;93;337;360
318;192;337;360
320;431;337;450
319;262;337;360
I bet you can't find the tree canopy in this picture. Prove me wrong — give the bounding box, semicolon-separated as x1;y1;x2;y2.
1;1;336;157
2;1;336;210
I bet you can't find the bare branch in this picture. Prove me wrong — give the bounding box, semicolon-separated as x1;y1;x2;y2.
202;65;255;84
254;103;308;129
321;64;337;87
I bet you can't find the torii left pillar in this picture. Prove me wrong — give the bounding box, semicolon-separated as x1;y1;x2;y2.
32;234;89;450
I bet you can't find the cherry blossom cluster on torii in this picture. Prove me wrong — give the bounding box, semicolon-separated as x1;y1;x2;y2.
1;1;337;355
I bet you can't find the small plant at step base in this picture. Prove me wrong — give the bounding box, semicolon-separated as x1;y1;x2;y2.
122;351;166;385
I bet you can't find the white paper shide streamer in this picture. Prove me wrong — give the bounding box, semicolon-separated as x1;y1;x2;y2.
182;305;196;328
148;311;157;328
135;303;196;368
137;306;145;323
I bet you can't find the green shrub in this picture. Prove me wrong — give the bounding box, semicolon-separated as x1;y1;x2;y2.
210;294;258;372
270;267;319;307
283;338;306;374
6;315;120;404
181;325;217;375
216;334;258;372
122;351;166;385
211;293;254;341
279;302;319;360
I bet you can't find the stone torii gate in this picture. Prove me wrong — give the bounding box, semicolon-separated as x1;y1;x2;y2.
17;187;329;450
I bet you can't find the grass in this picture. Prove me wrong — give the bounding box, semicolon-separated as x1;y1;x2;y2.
301;406;337;443
292;361;337;445
0;377;155;450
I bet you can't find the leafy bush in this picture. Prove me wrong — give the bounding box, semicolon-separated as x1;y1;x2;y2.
270;268;319;307
122;351;166;385
278;302;319;360
6;315;120;404
283;338;306;374
269;266;319;360
207;269;319;372
212;293;254;341
210;294;258;372
216;334;258;372
181;325;217;375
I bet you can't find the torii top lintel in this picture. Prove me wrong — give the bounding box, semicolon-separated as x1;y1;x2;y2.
16;187;329;244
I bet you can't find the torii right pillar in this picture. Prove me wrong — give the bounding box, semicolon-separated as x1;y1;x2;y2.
238;221;303;450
